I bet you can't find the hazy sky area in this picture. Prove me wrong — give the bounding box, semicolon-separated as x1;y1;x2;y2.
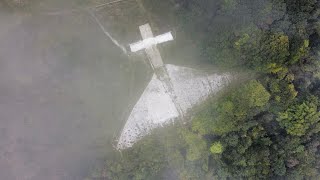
0;1;152;179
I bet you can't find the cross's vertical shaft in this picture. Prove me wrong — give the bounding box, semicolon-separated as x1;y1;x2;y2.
137;24;183;118
139;24;154;39
138;24;164;69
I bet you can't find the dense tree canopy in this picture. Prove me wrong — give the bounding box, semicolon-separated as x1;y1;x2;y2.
191;80;270;135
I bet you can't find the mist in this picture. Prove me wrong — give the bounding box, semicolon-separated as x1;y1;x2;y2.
2;0;319;179
0;1;151;179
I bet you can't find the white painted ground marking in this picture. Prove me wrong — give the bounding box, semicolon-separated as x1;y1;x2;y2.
129;24;174;69
130;32;173;52
117;74;179;149
117;64;232;149
117;24;233;150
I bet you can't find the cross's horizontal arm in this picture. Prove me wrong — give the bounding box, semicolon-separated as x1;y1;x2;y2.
129;32;173;52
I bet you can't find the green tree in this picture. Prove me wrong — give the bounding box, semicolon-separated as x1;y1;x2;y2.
266;75;298;107
237;32;290;72
234;80;271;108
285;0;317;22
290;39;310;64
180;129;208;161
277;101;320;136
210;142;224;154
274;158;287;176
192;80;270;135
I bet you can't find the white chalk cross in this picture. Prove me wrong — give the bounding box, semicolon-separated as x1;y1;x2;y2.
129;24;174;69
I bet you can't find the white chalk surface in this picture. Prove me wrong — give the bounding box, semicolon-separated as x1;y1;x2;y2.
117;64;231;149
